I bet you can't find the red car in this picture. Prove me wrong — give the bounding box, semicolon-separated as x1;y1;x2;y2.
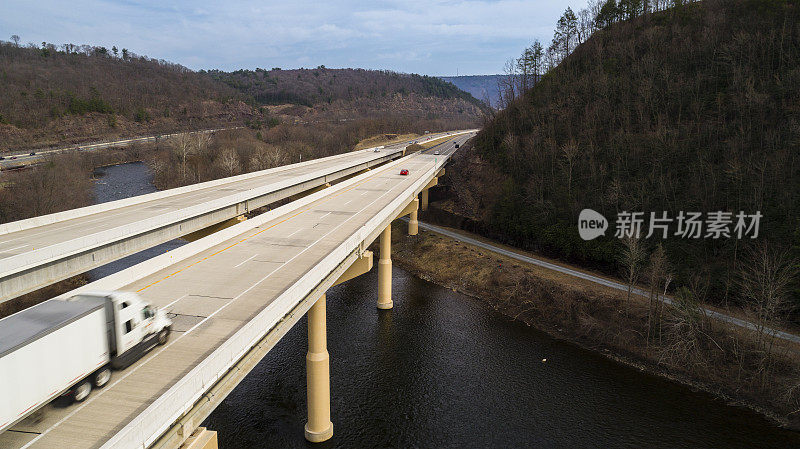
399;169;409;175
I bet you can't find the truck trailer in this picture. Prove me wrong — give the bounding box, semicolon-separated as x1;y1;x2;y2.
0;292;172;433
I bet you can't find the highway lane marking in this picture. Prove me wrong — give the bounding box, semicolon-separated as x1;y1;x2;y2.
20;156;430;447
133;153;433;293
3;244;28;252
233;254;258;268
286;229;302;238
163;294;189;311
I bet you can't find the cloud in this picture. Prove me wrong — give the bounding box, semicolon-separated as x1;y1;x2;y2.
0;0;590;75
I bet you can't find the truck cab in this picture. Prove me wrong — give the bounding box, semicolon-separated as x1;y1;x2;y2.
0;292;172;430
69;292;172;369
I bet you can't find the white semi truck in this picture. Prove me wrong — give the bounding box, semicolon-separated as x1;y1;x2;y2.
0;292;172;433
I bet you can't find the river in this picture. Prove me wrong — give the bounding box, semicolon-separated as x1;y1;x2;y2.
92;162;800;448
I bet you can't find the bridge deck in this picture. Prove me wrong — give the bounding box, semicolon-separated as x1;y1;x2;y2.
0;133;471;449
0;147;380;255
1;134;464;303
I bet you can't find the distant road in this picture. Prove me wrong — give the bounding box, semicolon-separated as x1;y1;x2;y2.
0;126;243;170
412;220;800;345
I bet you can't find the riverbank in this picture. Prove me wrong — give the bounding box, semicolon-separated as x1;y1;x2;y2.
389;215;800;431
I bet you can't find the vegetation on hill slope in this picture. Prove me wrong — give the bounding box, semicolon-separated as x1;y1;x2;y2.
205;67;485;130
146;118;474;191
0;42;253;150
0;42;483;151
449;0;800;315
206;67;482;108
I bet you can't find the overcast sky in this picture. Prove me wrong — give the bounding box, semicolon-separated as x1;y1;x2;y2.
1;0;590;76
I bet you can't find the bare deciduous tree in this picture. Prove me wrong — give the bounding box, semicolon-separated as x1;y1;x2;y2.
170;133;193;180
560;140;579;201
645;244;671;346
620;236;647;306
217;149;241;177
738;244;798;387
497;58;518;109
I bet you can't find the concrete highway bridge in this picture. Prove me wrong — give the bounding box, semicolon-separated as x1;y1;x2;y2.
0;130;475;449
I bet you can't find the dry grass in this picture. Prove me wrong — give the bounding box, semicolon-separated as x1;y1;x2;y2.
417;134;457;149
403;134;458;155
353;133;419;150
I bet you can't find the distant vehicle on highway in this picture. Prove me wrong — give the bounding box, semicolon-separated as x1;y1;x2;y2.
399;169;409;175
10;156;16;160
0;156;4;160
29;152;35;156
454;143;460;148
434;150;440;155
374;148;380;152
0;291;171;433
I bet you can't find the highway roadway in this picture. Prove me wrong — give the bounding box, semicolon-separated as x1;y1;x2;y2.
0;131;474;448
0;128;240;170
0;131;463;303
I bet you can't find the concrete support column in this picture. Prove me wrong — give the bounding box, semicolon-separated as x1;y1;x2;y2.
181;428;218;449
421;189;429;211
408;209;419;236
305;294;333;443
377;225;393;309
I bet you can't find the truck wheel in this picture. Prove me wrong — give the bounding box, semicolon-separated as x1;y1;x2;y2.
157;327;170;345
73;380;92;402
93;367;112;388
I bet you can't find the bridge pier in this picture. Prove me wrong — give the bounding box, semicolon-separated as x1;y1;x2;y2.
420;177;438;212
305;294;333;443
181;428;218;449
304;251;372;442
408;208;419;236
377;225;393;309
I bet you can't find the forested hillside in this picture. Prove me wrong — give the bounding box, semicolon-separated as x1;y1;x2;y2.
0;43;483;151
448;0;800;313
209;67;481;107
206;67;485;127
0;42;254;150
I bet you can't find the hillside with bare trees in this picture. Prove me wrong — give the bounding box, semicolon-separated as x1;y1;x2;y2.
0;41;254;151
208;67;481;107
0;41;483;152
447;0;800;316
